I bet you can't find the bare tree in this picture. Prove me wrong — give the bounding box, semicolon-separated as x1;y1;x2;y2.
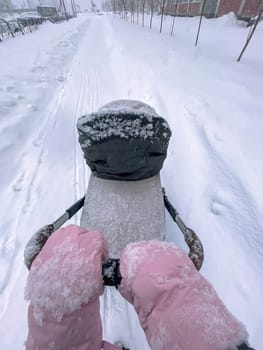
130;0;135;23
170;1;177;36
237;5;263;62
136;0;139;24
195;0;207;46
149;0;154;29
110;0;122;14
71;0;77;17
160;0;166;33
61;0;69;21
122;0;128;20
112;0;116;13
142;0;146;26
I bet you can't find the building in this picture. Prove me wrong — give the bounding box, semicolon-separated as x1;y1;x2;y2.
167;0;262;19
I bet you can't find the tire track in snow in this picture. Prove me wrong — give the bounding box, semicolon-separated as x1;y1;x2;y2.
184;100;263;256
73;69;101;224
0;68;74;318
0;45;101;316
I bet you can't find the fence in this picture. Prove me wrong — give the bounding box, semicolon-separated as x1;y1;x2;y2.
0;16;45;42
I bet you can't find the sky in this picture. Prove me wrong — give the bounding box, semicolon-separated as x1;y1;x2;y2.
0;11;262;350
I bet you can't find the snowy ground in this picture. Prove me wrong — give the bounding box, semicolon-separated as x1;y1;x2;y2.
0;12;262;349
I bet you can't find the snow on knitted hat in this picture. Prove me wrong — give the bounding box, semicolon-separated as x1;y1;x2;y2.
77;100;171;181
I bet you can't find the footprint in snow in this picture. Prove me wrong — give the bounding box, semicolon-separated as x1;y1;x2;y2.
27;104;38;111
37;76;49;83
12;173;25;192
57;76;66;82
5;99;17;108
210;194;229;215
2;85;15;92
16;95;25;101
185;96;209;117
31;65;47;73
57;41;69;48
32;138;42;147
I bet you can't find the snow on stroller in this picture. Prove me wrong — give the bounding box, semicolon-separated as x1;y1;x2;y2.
77;99;203;348
24;100;220;350
24;99;203;269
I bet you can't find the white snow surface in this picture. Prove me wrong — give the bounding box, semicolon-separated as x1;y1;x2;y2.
0;12;262;349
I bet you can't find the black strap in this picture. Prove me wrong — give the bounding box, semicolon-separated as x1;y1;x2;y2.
102;259;122;287
238;343;255;350
66;196;85;218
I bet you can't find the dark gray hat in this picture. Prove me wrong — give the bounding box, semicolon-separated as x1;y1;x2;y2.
77;100;171;181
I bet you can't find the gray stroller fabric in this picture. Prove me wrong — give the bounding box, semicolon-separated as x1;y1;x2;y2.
78;101;167;349
80;174;166;258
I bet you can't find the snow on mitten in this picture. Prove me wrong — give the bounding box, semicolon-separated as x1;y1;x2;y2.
119;240;249;350
25;224;108;350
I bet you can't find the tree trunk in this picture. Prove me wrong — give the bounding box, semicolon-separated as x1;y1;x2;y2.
142;0;146;27
160;0;166;33
137;0;139;24
237;6;263;62
195;0;207;46
150;0;154;29
170;1;177;36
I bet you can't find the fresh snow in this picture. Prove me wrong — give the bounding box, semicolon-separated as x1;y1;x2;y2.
0;12;262;349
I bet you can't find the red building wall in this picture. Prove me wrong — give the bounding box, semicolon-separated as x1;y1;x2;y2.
177;3;189;15
217;0;242;16
167;2;201;16
168;3;177;15
188;2;202;15
166;0;260;18
241;0;262;16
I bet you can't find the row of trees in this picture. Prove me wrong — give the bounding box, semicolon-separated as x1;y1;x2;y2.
102;0;164;16
101;0;263;62
101;0;207;41
102;0;171;30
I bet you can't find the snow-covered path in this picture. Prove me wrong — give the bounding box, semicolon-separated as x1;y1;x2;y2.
0;13;262;349
0;15;127;348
